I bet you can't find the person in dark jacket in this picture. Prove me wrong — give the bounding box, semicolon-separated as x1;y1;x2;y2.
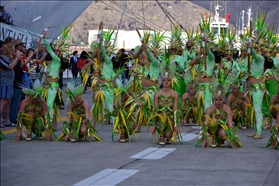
69;51;79;86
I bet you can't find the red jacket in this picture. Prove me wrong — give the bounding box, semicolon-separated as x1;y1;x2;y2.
77;59;89;70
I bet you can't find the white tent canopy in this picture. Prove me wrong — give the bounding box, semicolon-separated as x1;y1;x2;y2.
1;1;92;40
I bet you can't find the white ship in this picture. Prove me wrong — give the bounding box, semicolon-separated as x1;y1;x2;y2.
209;2;229;38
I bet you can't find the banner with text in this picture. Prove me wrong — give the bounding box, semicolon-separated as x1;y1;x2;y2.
0;23;51;50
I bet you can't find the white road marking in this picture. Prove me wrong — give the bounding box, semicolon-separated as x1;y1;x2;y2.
180;133;199;142
130;147;176;159
73;169;139;186
191;126;201;130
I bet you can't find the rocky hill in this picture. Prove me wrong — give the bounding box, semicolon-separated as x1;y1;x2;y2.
69;1;209;44
69;0;278;45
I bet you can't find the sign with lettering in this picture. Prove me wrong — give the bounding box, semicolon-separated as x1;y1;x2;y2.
0;23;51;49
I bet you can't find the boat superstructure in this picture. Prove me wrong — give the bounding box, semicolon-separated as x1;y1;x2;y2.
209;2;230;38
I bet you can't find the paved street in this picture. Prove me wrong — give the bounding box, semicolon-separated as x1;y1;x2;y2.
1;88;278;186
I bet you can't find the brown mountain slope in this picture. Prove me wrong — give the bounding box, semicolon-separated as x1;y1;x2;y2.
69;0;209;44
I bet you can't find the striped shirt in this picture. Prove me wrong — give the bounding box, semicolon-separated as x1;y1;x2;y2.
0;54;15;86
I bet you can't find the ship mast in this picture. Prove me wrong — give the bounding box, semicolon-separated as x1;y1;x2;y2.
246;5;253;29
241;9;245;32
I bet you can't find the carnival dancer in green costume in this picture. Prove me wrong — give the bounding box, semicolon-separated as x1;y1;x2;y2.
220;44;241;99
112;84;137;143
197;81;243;148
220;44;241;84
181;76;198;126
237;33;250;92
184;27;198;67
168;24;187;106
149;57;181;145
57;82;103;142
131;31;166;132
247;12;271;139
41;26;72;140
266;86;279;149
15;80;49;141
262;48;278;127
193;14;221;125
246;40;266;139
226;76;251;129
184;29;202;78
195;35;215;123
261;28;279;120
84;29;116;126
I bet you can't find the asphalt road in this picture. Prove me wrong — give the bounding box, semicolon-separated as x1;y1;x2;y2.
1;86;278;186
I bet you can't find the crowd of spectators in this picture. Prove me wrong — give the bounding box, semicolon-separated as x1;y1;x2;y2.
0;34;136;128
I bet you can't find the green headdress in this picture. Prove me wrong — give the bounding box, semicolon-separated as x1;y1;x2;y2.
200;12;211;32
149;30;168;56
252;11;268;48
90;41;98;52
207;28;217;50
184;75;197;91
195;27;201;41
52;24;73;58
102;29;116;56
231;72;245;89
186;27;196;48
213;67;231;98
227;27;236;45
22;79;45;98
65;81;84;104
215;28;227;52
212;83;226;99
224;43;234;55
142;30;151;44
160;47;177;80
169;24;184;51
192;42;201;54
239;31;249;51
265;25;279;56
200;12;218;49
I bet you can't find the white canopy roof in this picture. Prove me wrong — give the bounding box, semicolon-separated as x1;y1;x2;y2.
1;1;92;40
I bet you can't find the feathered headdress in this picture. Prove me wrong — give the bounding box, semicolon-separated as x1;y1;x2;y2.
64;81;84;104
186;27;196;48
200;12;212;32
184;75;197;91
21;79;45;98
169;24;184;51
149;30;168;56
212;83;226;99
207;28;217;50
102;29;116;56
90;41;98;52
226;27;236;49
215;28;227;52
224;43;234;55
264;25;279;56
212;68;231;98
52;24;73;58
231;72;245;89
252;11;268;48
239;31;249;51
160;47;177;80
